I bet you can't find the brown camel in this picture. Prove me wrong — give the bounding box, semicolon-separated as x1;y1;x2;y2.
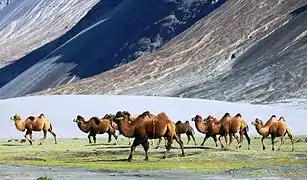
206;113;251;149
155;120;196;148
10;114;57;145
113;110;185;161
73;115;118;144
252;115;294;151
103;112;157;146
191;115;219;147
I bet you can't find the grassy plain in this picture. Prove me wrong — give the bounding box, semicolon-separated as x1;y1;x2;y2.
1;136;306;177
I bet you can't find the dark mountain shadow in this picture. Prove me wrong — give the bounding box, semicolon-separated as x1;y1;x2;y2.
0;0;226;99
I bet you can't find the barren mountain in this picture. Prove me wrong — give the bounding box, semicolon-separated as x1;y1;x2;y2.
0;0;13;10
0;0;99;67
34;0;307;104
0;0;225;99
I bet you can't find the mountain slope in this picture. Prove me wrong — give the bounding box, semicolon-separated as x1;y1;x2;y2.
0;0;99;67
0;0;225;99
0;0;13;10
35;0;307;104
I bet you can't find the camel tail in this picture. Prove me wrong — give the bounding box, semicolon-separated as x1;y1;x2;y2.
49;123;53;131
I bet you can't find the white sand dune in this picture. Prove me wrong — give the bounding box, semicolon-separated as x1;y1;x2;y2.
0;95;306;139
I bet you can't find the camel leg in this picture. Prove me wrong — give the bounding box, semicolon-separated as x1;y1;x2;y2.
218;135;225;148
154;137;162;149
224;133;229;148
232;133;240;148
87;134;92;144
191;134;197;146
212;135;218;147
278;136;284;151
271;135;275;151
173;134;185;157
48;129;57;144
128;138;132;145
107;133;112;143
186;134;190;145
244;131;251;150
39;130;47;145
162;137;173;159
141;139;150;161
127;138;141;162
112;133;118;145
261;136;266;150
201;134;210;146
93;135;97;144
24;130;33;145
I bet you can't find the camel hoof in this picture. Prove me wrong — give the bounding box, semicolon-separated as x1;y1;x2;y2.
277;148;281;151
263;147;266;150
143;158;149;161
127;158;132;162
154;146;159;149
181;154;185;157
200;143;204;146
161;155;166;159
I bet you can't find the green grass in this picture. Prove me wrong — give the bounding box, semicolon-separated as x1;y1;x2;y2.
1;136;307;175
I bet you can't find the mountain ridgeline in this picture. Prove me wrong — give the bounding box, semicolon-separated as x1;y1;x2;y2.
0;0;225;99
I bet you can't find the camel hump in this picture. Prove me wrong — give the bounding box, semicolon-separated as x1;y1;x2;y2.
28;116;35;121
271;115;277;118
184;120;190;125
176;120;182;125
38;113;45;118
223;112;231;118
279;117;286;122
235;113;242;117
140;111;151;118
103;114;112;119
157;112;169;119
92;117;101;125
195;115;202;120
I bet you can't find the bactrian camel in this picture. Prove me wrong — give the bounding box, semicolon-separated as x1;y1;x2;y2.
113;111;185;161
252;115;294;151
10;114;57;145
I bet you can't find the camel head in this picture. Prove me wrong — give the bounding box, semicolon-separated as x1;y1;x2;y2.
113;111;130;122
191;115;202;122
73;115;85;123
251;118;263;126
103;113;114;119
10;114;21;122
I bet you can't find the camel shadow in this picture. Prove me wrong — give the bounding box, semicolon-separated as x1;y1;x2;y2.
83;158;129;163
168;146;217;150
85;143;117;146
1;143;22;146
94;145;130;149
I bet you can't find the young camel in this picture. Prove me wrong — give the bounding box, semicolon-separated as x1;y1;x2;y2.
155;120;196;148
73;115;118;144
10;114;57;145
191;115;219;147
207;113;251;149
252;115;294;151
113;111;185;161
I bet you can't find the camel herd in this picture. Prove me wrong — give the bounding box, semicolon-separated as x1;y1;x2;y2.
10;111;295;161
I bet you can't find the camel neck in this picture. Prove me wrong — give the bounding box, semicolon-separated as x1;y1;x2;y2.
77;121;90;133
117;118;135;138
255;124;269;136
195;120;208;134
15;120;26;132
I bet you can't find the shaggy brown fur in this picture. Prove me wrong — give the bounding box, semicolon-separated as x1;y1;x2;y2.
113;111;185;161
191;115;219;147
155;120;196;148
10;114;57;145
207;113;250;149
73;115;118;144
252;116;294;151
